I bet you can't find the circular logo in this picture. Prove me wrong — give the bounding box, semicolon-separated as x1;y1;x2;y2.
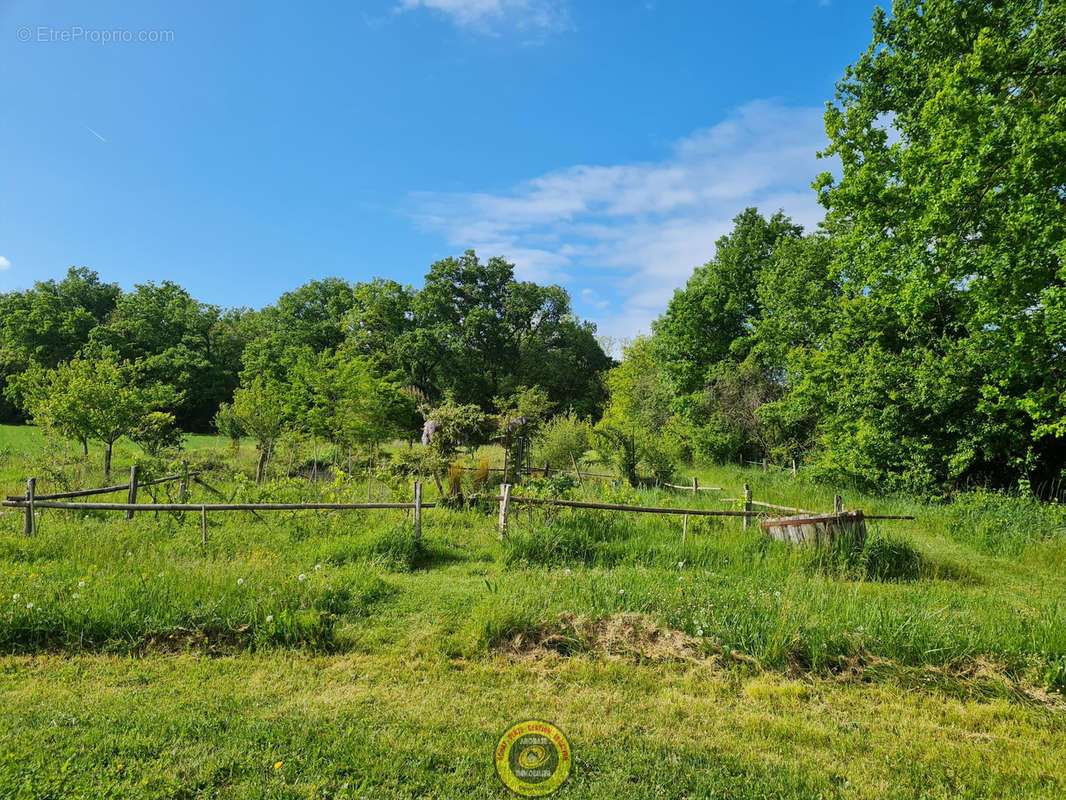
494;719;572;797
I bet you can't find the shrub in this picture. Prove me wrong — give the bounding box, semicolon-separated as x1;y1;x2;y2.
535;412;590;471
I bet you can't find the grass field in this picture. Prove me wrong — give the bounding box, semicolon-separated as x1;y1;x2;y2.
1;424;1064;798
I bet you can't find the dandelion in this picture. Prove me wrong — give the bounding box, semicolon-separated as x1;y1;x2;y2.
25;603;33;610
12;593;19;601
71;593;80;599
564;568;572;576
696;628;704;636
314;564;322;571
77;581;85;588
273;761;283;770
677;561;685;569
158;572;164;579
298;573;307;582
265;615;274;623
773;590;781;597
237;578;244;586
619;589;625;595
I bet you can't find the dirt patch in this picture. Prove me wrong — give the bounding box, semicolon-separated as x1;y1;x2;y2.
493;613;711;664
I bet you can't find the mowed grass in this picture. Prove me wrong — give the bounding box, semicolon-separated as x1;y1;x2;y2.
0;424;1064;797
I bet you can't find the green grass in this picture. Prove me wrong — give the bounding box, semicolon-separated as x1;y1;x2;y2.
0;423;1064;797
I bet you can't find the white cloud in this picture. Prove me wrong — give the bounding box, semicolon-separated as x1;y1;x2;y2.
0;256;10;271
407;100;832;342
398;0;571;34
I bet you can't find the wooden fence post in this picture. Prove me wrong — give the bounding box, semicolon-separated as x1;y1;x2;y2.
498;483;512;538
200;505;208;550
791;459;797;476
544;461;551;478
178;460;189;519
413;480;422;541
23;478;35;537
125;465;139;521
682;514;689;547
743;483;752;531
834;494;843;514
762;458;768;473
691;476;698;495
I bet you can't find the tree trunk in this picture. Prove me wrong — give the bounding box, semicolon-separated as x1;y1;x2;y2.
255;448;267;484
104;442;113;478
81;438;88;456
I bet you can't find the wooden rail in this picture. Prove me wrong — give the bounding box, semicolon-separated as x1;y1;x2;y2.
722;498;818;514
503;495;767;517
5;471;199;502
2;500;435;512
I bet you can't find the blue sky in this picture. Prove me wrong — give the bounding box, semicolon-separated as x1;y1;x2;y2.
0;0;881;343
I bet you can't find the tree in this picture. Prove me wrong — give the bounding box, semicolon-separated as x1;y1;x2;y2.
596;338;679;485
402;251;612;413
213;402;244;452
230;375;286;483
13;349;173;476
652;209;803;396
0;268;119;422
495;386;553;483
89;281;233;431
240;278;360;384
130;411;184;456
798;0;1066;491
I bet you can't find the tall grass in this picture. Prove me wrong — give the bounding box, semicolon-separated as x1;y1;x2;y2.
1;425;1064;690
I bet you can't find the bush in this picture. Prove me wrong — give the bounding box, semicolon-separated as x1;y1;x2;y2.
535;412;590;471
130;411;184;456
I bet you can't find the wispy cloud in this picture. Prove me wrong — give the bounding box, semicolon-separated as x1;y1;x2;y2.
0;256;11;271
85;126;108;143
407;100;831;342
397;0;571;35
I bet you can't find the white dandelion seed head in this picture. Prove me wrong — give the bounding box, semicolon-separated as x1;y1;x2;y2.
237;578;244;585
71;593;80;599
265;615;274;623
314;564;322;571
25;603;33;610
12;593;20;601
298;573;307;582
77;581;85;588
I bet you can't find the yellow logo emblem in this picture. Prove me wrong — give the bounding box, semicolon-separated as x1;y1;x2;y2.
494;719;572;796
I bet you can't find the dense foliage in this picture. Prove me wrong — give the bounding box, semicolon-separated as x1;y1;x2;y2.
641;0;1066;494
0;253;611;431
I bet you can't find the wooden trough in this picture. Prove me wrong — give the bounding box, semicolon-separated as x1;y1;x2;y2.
759;510;866;547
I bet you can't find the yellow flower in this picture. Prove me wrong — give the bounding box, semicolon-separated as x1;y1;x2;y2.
117;764;124;771
273;761;283;770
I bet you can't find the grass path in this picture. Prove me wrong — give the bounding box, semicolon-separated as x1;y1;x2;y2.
2;651;1064;799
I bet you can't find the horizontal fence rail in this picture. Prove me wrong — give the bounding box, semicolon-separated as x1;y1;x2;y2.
503;496;766;517
5;471;199;502
1;500;435;512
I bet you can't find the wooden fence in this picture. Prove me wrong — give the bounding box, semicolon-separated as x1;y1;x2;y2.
4;474;913;547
